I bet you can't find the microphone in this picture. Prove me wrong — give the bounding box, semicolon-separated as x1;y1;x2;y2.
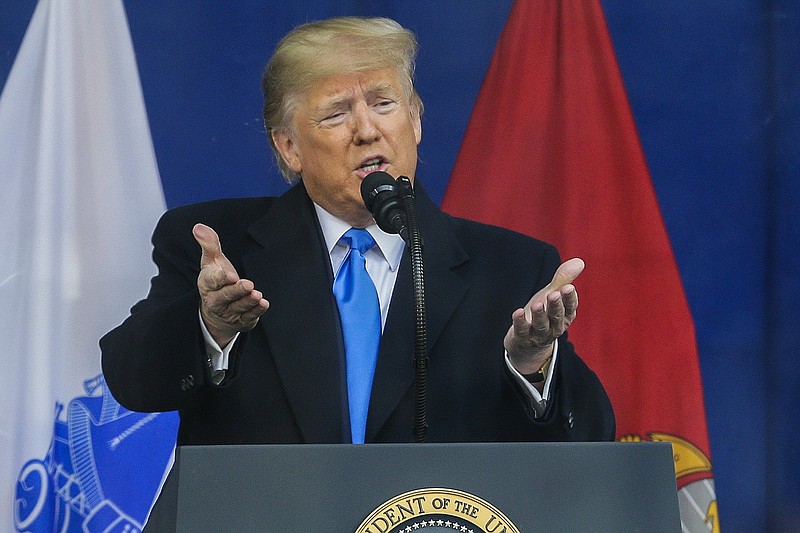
360;171;408;241
362;171;428;442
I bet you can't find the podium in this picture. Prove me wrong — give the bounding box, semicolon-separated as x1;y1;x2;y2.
146;442;680;532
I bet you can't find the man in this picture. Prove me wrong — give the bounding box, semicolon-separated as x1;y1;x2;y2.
100;17;614;445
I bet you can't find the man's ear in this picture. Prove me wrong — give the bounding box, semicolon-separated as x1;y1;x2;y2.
271;130;302;174
411;98;422;145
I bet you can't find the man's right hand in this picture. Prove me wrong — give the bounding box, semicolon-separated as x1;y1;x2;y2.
193;223;269;348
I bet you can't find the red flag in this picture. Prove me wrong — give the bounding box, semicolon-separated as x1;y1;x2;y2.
442;1;719;530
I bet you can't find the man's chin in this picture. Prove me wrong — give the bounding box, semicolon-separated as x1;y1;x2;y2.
326;201;375;229
349;210;377;229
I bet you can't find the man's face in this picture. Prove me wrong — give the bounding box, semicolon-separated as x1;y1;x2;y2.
272;68;422;228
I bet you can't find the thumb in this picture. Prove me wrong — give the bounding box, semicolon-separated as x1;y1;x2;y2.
193;223;224;267
530;257;585;305
548;257;585;291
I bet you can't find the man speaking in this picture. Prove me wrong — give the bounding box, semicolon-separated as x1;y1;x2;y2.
100;16;614;446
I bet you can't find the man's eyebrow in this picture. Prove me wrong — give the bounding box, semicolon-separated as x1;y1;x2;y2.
364;83;399;98
317;95;352;113
315;83;401;115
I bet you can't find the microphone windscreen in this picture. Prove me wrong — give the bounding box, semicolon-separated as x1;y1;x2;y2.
360;171;397;211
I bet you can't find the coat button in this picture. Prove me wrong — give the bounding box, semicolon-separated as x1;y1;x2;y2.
180;374;195;391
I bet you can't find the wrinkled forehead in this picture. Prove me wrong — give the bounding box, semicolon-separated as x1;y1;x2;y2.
304;70;405;104
272;36;417;132
286;65;412;125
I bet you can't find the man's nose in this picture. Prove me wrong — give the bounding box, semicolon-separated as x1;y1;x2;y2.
352;104;380;145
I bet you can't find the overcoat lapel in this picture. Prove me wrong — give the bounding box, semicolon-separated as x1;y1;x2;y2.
366;184;470;441
242;184;346;443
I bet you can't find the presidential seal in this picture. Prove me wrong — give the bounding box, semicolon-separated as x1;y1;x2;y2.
355;487;520;533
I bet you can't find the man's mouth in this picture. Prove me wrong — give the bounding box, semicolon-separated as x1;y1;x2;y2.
358;157;385;173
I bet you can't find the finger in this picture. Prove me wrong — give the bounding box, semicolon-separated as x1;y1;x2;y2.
225;290;269;322
511;308;530;338
530;299;550;337
202;285;268;328
561;284;578;322
204;279;255;308
237;295;270;330
225;286;264;313
547;291;566;335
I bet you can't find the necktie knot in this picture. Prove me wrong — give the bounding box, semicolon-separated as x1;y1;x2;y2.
341;228;376;256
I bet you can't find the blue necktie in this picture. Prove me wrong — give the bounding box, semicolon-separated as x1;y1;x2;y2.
333;228;380;444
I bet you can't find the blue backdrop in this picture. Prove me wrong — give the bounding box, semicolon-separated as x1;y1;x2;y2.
2;2;797;531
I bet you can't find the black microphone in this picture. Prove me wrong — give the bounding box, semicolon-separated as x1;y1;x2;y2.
362;171;428;442
360;171;409;242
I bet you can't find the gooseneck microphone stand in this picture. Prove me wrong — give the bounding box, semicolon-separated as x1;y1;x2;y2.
396;176;428;443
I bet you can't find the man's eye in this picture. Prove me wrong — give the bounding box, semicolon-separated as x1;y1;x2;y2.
374;100;395;112
321;112;345;123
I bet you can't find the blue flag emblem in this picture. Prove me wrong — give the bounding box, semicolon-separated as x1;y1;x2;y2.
14;374;178;532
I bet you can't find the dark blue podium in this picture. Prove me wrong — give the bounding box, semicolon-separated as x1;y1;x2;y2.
146;442;679;532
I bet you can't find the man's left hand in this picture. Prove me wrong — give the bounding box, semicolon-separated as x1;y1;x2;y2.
504;258;585;374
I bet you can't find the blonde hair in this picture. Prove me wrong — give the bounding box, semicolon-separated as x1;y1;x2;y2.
261;17;422;183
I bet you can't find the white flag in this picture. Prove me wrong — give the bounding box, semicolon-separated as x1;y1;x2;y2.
0;1;178;531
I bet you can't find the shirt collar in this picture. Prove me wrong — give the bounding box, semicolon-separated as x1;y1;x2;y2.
313;203;405;272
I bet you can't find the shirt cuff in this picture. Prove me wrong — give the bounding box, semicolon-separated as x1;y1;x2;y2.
504;339;559;418
199;308;240;385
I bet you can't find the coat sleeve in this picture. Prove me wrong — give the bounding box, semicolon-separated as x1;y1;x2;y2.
501;242;616;442
100;207;211;412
